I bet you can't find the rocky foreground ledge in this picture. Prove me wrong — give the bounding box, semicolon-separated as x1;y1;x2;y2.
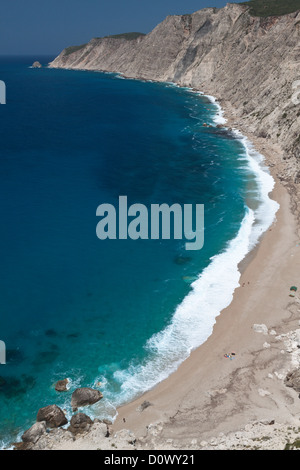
12;414;300;451
12;387;107;450
13;2;300;451
10;322;300;450
14;416;137;451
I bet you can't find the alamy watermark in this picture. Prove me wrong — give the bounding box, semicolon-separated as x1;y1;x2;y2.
0;341;6;365
0;80;6;104
96;196;204;250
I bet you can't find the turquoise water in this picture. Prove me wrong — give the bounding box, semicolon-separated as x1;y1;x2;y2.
0;57;277;445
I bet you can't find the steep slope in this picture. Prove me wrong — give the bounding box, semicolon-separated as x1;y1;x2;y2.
241;0;300;17
50;3;300;196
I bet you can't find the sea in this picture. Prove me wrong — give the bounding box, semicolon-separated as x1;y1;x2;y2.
0;56;279;446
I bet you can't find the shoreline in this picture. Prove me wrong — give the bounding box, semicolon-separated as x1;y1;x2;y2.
109;94;300;446
107;85;281;405
9;78;300;450
111;176;300;445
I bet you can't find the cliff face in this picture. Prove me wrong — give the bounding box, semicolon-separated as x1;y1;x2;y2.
50;3;300;185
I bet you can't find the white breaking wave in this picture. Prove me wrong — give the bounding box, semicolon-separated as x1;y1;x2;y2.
102;86;280;413
232;130;279;249
111;209;255;405
205;94;227;125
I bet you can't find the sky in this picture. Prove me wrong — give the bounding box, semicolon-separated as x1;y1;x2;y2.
0;0;246;56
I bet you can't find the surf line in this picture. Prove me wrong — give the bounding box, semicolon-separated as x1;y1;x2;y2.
96;196;204;251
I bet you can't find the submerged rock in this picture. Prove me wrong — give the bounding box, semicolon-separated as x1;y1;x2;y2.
67;332;79;339
71;387;103;411
6;348;24;365
31;350;59;367
45;329;58;337
173;255;192;265
0;376;6;389
36;405;68;428
0;374;36;399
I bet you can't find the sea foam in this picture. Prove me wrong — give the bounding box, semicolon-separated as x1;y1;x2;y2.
101;92;279;411
111;208;255;406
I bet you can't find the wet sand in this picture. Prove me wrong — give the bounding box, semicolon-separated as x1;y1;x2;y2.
111;120;300;447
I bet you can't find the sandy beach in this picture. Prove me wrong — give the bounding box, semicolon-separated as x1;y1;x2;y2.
3;0;300;451
107;109;300;448
12;99;300;452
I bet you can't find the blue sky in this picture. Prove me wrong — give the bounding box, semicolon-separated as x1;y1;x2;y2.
0;1;246;56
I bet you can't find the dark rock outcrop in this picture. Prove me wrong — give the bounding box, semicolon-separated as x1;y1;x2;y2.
32;61;42;68
285;369;300;393
55;378;69;392
68;413;93;435
22;421;47;444
36;405;68;428
71;387;103;411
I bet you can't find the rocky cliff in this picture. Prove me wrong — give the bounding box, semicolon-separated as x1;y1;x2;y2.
50;3;300;194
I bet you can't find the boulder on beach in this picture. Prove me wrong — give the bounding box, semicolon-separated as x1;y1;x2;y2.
285;369;300;393
22;421;47;444
36;404;68;428
68;413;93;435
253;324;268;335
71;387;103;411
55;378;69;392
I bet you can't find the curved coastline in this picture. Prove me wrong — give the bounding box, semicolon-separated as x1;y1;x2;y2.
110;91;299;443
5;77;285;450
102;82;280;417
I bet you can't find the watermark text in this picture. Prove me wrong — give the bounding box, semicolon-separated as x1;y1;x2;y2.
96;196;204;251
0;81;6;104
0;341;6;365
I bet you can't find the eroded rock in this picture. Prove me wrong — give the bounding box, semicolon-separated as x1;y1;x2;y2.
36;405;68;428
285;369;300;392
55;378;69;392
68;413;93;435
71;387;103;411
32;61;42;68
22;421;47;444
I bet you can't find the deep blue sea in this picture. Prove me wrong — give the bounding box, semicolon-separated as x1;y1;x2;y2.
0;56;278;446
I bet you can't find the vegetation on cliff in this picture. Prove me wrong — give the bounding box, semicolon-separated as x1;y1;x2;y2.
241;0;300;17
102;32;146;40
64;44;87;56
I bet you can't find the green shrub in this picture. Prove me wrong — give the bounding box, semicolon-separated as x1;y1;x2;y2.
64;44;87;56
240;0;300;17
103;32;146;40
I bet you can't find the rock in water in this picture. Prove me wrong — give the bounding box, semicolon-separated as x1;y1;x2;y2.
68;413;93;435
71;387;103;411
36;404;68;428
55;378;69;392
22;421;47;444
32;61;42;68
